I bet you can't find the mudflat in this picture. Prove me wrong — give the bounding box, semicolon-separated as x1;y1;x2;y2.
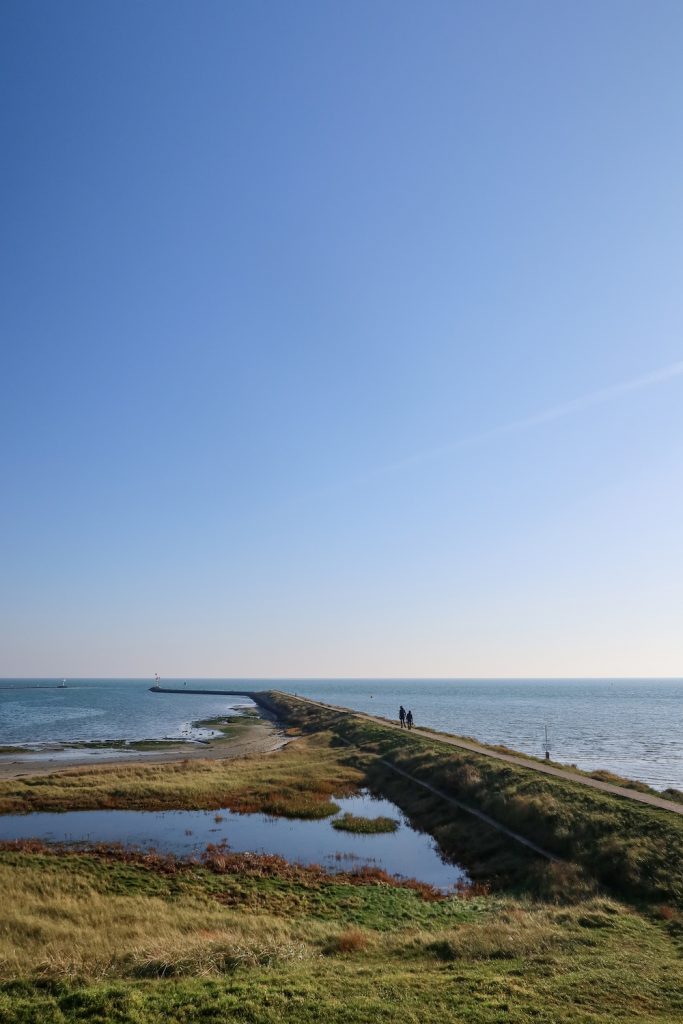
0;717;288;781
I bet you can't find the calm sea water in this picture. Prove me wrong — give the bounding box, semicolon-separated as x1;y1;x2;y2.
0;679;255;748
1;678;681;791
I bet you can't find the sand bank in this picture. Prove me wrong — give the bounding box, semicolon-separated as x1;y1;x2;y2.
0;717;289;781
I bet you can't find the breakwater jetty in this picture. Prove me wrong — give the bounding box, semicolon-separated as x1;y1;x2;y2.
0;684;68;691
150;686;255;697
149;686;281;715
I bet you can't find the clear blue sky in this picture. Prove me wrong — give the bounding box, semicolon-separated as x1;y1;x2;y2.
2;1;682;677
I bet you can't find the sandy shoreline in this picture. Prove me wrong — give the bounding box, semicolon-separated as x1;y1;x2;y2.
0;718;289;781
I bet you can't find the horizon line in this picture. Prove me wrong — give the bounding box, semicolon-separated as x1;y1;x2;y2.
2;675;682;682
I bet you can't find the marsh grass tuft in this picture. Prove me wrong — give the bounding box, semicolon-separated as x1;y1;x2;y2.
131;937;311;977
331;813;398;834
324;928;371;955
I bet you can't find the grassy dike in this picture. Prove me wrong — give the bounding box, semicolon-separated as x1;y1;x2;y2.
265;692;683;907
0;694;682;1022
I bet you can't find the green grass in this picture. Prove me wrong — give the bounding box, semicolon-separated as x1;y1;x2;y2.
0;844;681;1023
267;693;683;907
332;813;399;834
1;720;682;1022
461;741;683;801
192;712;261;737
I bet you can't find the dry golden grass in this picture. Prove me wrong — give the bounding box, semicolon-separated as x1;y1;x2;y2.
324;928;373;955
0;846;449;982
0;852;657;991
1;711;682;1023
0;859;327;980
0;732;363;817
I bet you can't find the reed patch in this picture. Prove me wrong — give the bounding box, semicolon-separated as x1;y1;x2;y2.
331;813;398;834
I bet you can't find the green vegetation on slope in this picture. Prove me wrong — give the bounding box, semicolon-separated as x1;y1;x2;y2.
445;739;683;804
267;693;683;907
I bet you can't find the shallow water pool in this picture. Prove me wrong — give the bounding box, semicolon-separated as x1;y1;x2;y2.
0;791;467;892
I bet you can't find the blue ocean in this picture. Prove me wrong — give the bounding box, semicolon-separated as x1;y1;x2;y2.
0;678;681;791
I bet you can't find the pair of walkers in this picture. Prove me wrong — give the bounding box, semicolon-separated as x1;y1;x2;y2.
398;705;413;729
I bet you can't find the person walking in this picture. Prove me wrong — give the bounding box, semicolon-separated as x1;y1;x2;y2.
399;705;406;728
406;709;413;730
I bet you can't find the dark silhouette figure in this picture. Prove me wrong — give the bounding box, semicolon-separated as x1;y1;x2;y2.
406;709;414;730
399;705;406;728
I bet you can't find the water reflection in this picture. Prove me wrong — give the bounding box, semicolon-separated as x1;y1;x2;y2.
0;791;466;892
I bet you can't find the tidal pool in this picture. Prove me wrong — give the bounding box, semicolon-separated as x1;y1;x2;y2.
0;791;467;891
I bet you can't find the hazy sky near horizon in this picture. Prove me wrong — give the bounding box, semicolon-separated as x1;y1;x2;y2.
2;1;683;678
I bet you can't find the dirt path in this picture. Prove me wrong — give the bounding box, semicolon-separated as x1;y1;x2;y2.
0;719;288;782
278;692;683;817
